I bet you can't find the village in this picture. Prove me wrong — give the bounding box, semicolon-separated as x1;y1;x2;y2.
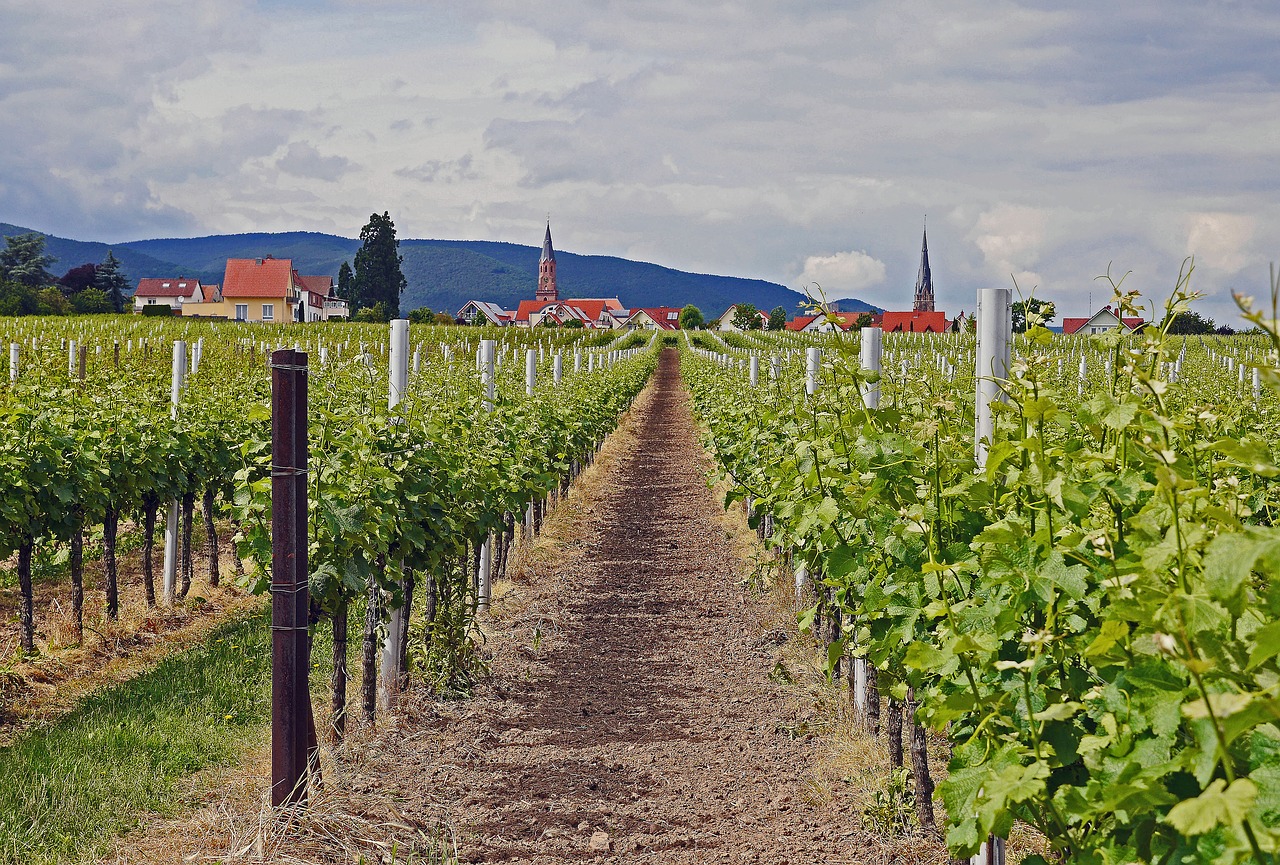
130;223;1149;336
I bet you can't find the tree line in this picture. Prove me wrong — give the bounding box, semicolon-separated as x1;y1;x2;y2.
0;233;128;316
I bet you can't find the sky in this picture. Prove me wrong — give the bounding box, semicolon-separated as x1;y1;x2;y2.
1;0;1276;324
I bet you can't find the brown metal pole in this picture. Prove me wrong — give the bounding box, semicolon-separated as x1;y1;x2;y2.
78;345;86;380
271;348;311;807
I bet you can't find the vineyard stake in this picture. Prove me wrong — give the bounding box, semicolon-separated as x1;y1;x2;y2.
478;339;496;611
380;320;410;710
972;289;1010;865
749;355;759;386
10;342;18;381
553;352;563;384
805;347;820;397
974;289;1011;468
162;341;188;604
851;325;884;722
270;348;311;807
526;348;536;396
860;327;882;411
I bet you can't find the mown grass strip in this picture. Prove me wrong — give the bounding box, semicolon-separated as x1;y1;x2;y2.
0;610;272;865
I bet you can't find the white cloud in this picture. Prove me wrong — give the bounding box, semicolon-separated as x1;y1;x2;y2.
1186;212;1255;273
1;1;1277;324
797;251;887;298
969;205;1049;295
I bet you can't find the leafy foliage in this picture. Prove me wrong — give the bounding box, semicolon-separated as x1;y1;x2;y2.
679;304;705;330
685;262;1280;863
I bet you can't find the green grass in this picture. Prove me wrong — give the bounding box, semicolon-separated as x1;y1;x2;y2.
0;611;272;864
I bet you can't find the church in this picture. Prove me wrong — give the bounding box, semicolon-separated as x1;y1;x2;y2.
457;223;630;328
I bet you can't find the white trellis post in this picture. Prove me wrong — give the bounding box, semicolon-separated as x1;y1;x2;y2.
526;348;536;396
9;343;17;382
972;289;1011;865
553;352;563;384
380;319;411;709
478;339;496;611
860;327;882;410
749;355;759;386
805;347;820;398
849;326;883;721
163;340;188;604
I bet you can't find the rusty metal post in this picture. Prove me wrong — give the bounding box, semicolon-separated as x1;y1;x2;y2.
271;348;311;807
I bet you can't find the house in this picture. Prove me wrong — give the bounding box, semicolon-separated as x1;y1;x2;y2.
296;275;349;321
1062;306;1145;335
785;311;877;333
714;304;770;331
180;256;342;322
627;307;683;330
511;297;627;328
457;300;512;326
879;310;951;333
132;277;207;314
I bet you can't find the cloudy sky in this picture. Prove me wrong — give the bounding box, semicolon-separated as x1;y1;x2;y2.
2;0;1276;322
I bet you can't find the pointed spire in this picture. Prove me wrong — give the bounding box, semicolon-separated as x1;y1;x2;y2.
540;221;555;264
913;225;935;313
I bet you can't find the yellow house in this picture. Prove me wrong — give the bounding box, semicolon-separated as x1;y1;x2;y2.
183;257;303;322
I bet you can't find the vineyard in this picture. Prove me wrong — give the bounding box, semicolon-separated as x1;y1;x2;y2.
1;272;1279;865
685;275;1280;863
0;315;656;862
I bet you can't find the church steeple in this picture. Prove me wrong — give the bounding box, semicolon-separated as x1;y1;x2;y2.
536;221;558;302
913;226;935;313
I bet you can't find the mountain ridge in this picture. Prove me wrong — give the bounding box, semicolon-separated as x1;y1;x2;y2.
1;223;882;318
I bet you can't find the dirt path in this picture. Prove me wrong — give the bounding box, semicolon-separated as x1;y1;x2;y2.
415;348;865;864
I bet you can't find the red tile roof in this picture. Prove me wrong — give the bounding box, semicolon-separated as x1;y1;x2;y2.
134;277;201;299
1062;308;1146;334
633;307;683;329
222;257;298;299
513;298;624;325
297;274;334;297
785;315;817;331
879;310;950;333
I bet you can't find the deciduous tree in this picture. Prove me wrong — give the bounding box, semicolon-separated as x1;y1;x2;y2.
59;263;98;296
678;304;704;330
731;303;762;331
767;306;787;330
1011;298;1056;333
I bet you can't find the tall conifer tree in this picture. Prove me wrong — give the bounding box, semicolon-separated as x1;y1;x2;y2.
94;250;129;313
352;212;406;320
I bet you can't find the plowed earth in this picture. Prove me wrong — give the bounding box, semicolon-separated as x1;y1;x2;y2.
408;349;869;864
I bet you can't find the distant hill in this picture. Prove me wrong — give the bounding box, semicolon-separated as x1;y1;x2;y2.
0;222;199;287
1;223;880;318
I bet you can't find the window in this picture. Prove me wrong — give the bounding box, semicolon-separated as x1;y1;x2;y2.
667;312;678;320
261;304;274;321
235;304;248;321
147;298;157;305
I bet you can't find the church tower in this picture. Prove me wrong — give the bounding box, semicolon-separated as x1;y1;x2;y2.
536;221;558;302
913;227;935;313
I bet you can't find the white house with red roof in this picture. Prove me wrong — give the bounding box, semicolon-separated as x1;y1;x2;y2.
132;277;209;314
458;300;513;326
1062;306;1145;335
177;256;347;322
627;307;683;330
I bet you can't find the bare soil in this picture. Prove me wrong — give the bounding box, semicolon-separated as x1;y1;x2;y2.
432;347;879;863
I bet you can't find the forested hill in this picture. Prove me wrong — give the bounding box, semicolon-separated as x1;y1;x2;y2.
2;223;881;317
